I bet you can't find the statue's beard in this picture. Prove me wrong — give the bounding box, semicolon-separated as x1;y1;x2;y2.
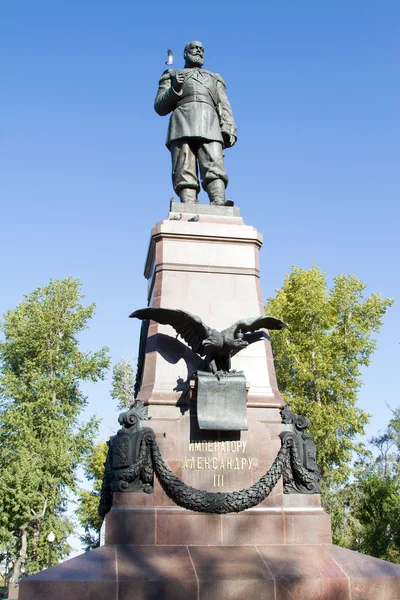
187;55;204;67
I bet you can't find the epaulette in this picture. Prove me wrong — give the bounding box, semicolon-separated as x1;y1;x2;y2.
159;69;173;82
213;72;226;87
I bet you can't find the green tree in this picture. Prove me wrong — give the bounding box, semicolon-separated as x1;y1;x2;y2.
350;409;400;562
76;442;108;551
322;482;364;549
326;409;400;561
266;266;393;488
76;357;136;549
0;278;110;588
110;358;136;410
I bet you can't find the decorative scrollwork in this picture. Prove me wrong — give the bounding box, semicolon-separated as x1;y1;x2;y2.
280;403;294;424
99;431;291;517
118;400;149;428
98;402;153;517
279;404;320;494
99;429;319;518
98;401;321;518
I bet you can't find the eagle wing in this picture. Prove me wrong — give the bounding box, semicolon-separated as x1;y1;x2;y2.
223;315;287;339
129;307;209;355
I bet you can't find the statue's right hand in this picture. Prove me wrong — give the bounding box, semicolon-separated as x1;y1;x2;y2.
171;71;185;93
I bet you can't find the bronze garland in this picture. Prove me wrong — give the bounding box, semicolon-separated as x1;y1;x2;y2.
99;425;317;517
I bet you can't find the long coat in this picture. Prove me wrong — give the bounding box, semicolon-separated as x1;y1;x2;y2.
154;68;237;148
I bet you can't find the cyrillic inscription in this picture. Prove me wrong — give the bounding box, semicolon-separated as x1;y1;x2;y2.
183;440;256;488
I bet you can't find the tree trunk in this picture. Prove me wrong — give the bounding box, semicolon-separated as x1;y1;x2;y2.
8;527;28;597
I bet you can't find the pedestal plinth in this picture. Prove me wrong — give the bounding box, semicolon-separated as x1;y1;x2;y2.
104;492;331;547
19;541;400;600
137;202;283;408
134;203;291;508
19;202;400;600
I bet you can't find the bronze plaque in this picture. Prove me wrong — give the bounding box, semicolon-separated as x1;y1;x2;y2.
196;370;248;431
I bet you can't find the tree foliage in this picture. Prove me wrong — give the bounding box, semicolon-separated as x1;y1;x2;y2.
76;442;108;551
325;409;400;562
0;278;110;583
265;266;393;487
351;409;400;562
76;357;136;550
110;358;136;410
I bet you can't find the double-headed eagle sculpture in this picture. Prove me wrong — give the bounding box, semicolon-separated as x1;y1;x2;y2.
130;308;287;376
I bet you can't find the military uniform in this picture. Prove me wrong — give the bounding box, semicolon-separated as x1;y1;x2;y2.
154;68;237;202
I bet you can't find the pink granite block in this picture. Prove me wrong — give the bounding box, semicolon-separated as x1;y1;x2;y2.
285;513;332;544
105;507;156;545
156;509;222;545
152;461;185;506
190;545;275;600
199;579;275;600
282;493;322;509
116;545;197;600
324;544;400;600
250;407;284;422
258;488;284;509
233;275;259;301
186;272;235;301
113;492;156;508
222;512;285;545
150;420;181;460
118;580;197;600
116;545;196;580
19;546;118;600
20;581;118;600
258;544;350;600
150;273;163;302
274;577;350;600
158;270;187;300
153;477;179;506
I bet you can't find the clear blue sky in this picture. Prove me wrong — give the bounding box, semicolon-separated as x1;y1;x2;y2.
1;1;399;447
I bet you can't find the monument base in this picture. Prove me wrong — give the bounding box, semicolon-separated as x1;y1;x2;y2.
19;542;400;600
104;492;332;546
19;202;400;599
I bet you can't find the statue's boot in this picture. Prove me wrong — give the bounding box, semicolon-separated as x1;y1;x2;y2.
178;188;198;203
206;179;234;207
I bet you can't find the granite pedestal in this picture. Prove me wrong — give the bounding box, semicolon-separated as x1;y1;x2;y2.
19;542;400;600
19;203;400;600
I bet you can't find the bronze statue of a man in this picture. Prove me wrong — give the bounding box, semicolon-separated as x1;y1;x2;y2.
154;41;237;205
